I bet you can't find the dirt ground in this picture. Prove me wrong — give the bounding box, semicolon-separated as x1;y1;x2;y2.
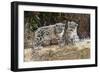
24;39;90;62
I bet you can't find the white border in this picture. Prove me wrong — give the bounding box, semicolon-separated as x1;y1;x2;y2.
18;5;96;68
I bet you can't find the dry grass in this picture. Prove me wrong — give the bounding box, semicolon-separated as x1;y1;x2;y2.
24;39;90;62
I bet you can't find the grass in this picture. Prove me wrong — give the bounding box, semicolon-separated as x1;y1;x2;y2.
24;39;90;62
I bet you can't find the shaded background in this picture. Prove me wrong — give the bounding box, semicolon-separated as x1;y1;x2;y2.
24;11;90;48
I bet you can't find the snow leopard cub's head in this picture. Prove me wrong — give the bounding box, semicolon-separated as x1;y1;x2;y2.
67;21;78;32
55;23;65;34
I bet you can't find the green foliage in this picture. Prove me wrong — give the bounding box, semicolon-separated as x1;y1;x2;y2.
24;11;67;31
24;11;40;31
29;18;38;31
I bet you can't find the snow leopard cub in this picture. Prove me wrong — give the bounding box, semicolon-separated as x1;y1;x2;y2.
64;21;79;45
